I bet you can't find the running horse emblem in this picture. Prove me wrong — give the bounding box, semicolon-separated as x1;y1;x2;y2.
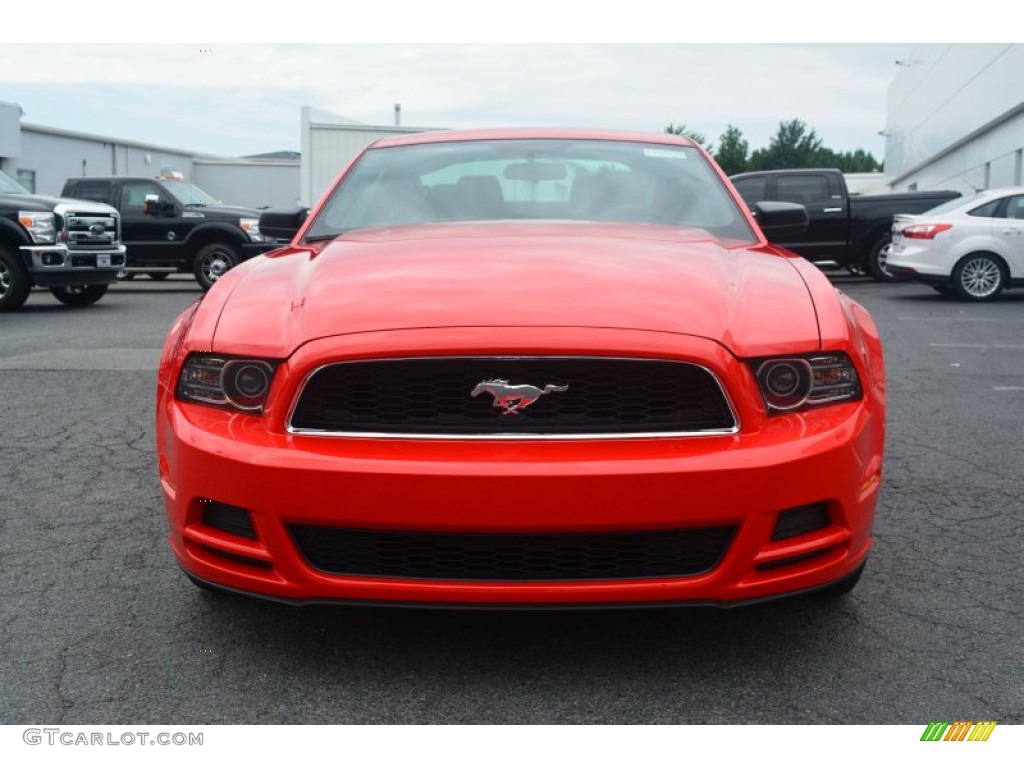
471;378;569;414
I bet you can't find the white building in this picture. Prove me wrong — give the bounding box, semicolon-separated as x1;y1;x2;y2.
884;44;1024;194
0;100;300;209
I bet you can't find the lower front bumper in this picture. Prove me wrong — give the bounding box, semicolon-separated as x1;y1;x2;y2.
22;243;126;286
158;397;882;607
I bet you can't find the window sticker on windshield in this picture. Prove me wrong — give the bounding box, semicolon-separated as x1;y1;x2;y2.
642;148;688;159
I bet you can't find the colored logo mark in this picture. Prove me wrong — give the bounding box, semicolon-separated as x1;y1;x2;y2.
920;721;997;742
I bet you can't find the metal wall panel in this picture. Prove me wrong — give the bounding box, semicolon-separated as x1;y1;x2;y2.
300;106;431;206
194;161;300;209
886;44;1024;191
0;102;21;159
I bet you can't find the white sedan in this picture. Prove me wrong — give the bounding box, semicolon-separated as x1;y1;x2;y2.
887;187;1024;301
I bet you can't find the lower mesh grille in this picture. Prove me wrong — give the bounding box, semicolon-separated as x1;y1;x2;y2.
288;525;736;581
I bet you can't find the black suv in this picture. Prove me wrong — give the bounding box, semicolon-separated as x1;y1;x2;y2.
61;176;279;290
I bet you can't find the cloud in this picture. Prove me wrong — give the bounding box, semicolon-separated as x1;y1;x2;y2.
0;44;906;156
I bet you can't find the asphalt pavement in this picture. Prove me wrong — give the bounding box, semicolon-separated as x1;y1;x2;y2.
1;273;1021;724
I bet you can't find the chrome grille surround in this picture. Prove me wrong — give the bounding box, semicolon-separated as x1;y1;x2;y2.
287;356;740;440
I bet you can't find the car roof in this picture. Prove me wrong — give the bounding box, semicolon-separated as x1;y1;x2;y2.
371;127;697;149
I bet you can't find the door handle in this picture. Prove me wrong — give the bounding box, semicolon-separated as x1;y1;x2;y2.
823;207;843;213
1002;229;1023;235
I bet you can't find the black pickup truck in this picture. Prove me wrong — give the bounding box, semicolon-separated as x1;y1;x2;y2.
61;176;279;290
730;168;960;281
0;170;125;311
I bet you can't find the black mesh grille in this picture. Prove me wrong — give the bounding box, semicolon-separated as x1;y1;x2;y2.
770;502;831;541
288;525;736;581
290;357;735;436
202;501;257;540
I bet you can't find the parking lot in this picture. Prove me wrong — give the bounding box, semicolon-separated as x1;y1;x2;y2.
1;274;1021;724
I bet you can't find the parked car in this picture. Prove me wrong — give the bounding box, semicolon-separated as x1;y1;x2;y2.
887;187;1024;301
157;128;885;607
729;168;960;280
0;169;125;311
60;176;279;290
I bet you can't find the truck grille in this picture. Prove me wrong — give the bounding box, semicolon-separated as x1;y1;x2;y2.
289;524;737;581
65;212;118;250
289;357;738;437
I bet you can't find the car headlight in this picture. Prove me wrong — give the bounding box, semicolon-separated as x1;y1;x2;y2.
177;354;278;413
19;211;56;244
239;217;264;242
753;352;862;413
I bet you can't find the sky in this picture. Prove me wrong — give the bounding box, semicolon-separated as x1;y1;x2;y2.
0;43;913;160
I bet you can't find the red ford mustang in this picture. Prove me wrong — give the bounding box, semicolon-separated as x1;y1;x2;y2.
156;128;885;607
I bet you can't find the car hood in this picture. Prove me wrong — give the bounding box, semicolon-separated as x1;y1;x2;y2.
210;222;821;358
0;193;117;213
184;203;262;218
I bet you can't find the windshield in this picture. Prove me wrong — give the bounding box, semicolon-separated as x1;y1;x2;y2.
304;138;756;245
0;170;30;195
161;180;221;205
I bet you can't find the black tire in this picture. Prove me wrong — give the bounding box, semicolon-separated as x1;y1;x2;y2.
49;283;109;307
813;562;865;599
865;235;901;282
951;252;1006;301
0;245;32;311
147;272;170;281
193;242;239;291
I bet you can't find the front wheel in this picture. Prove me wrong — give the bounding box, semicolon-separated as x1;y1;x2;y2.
0;245;32;311
865;235;901;282
952;253;1006;301
49;283;109;307
193;243;239;291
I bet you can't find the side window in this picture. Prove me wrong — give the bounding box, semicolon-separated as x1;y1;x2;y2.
732;177;767;206
120;181;164;213
775;175;829;206
67;181;112;204
967;200;1003;218
1002;196;1024;220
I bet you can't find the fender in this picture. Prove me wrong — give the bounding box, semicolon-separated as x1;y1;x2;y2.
0;217;32;248
182;221;248;248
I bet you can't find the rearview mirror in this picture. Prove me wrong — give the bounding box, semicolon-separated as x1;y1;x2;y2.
259;206;308;241
143;195;175;216
503;162;568;182
753;201;809;240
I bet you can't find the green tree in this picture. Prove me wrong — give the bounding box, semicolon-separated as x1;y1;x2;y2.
713;125;749;176
663;123;712;153
833;148;883;173
747;119;825;170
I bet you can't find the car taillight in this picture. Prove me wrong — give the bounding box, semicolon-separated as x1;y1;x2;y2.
901;223;952;239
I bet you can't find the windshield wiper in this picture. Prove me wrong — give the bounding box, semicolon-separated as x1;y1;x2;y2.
303;233;345;243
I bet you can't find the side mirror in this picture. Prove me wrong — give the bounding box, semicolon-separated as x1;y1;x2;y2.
752;201;809;240
259;206;308;241
143;195;175;216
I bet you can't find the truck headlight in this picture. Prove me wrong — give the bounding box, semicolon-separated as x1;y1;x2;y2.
177;354;278;413
239;217;264;242
18;211;56;244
